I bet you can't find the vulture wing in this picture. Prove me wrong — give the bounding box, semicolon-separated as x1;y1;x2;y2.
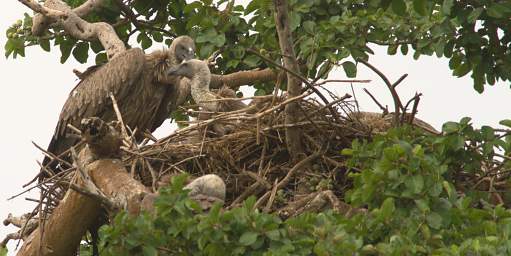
43;48;146;171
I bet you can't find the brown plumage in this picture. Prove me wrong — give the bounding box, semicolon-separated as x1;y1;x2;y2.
42;36;195;173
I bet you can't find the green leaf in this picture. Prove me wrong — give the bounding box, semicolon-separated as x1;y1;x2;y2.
407;175;424;194
442;0;454;15
152;31;163;42
289;12;301;31
0;247;7;256
453;62;471;77
413;0;428;16
391;0;407;15
199;44;214;58
467;8;483;24
95;52;107;65
442;122;459;133
426;212;443;229
243;54;260;68
303;21;315;34
39;38;50;52
342;61;357;78
381;197;395;220
415;199;430;213
239;231;258;246
400;44;408;55
59;39;75;63
254;89;266;96
265;229;281;241
499;120;511;128
72;42;89;64
341;148;353;156
387;44;398;55
142;246;158;256
487;4;509;18
211;34;226;47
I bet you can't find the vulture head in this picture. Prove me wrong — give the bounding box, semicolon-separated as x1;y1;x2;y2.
167;59;210;81
170;36;196;63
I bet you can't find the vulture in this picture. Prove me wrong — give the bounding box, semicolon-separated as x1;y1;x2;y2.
42;36;196;173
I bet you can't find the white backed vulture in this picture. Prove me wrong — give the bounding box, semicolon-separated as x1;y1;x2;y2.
42;36;196;173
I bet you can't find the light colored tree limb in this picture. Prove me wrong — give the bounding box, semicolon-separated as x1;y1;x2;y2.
23;0;126;59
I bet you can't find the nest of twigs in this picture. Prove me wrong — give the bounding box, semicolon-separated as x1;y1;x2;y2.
121;90;376;215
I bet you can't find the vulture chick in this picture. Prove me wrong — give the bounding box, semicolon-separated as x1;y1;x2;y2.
167;59;234;136
42;36;196;173
168;60;274;136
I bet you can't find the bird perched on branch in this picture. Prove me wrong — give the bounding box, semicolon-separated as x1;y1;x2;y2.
42;36;196;173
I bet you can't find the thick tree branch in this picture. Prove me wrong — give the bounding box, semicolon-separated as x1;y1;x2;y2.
210;68;277;89
25;0;126;59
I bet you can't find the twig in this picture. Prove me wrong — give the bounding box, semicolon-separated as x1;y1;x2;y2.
363;88;388;114
247;48;342;124
264;179;279;213
358;59;403;125
392;74;408;89
255;153;320;208
314;79;371;86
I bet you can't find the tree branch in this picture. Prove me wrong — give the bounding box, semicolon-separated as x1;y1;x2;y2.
24;0;126;59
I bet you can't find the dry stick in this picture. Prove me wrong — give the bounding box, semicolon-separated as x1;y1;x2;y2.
264;179;279;213
31;141;73;170
109;93;129;140
314;79;371;86
27;140;86;186
358;59;404;125
38;185;44;256
145;159;158;192
255;153;320;209
14;182;55;250
9;166;74;201
247;49;342;124
300;93;352;121
363;88;388;114
408;93;422;125
392;74;408;89
160;91;312;144
66;124;82;135
243;171;272;189
350;83;360;112
201;94;275;103
159;154;202;176
403;92;423;113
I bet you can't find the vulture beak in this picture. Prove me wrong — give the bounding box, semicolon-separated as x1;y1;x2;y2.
182;47;195;61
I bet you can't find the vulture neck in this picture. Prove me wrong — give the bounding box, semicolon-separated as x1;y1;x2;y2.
190;67;217;111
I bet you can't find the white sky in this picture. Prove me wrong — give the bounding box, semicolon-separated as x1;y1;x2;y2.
1;1;510;254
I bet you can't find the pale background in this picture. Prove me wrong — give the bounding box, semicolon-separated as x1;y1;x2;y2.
1;0;510;254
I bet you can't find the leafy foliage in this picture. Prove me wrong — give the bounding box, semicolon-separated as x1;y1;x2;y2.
92;120;511;255
5;0;511;93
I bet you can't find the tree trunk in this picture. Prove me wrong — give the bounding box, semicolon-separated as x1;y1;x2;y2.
273;0;304;161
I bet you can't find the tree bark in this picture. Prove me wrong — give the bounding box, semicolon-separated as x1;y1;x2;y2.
20;0;126;59
273;0;303;161
16;119;148;256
